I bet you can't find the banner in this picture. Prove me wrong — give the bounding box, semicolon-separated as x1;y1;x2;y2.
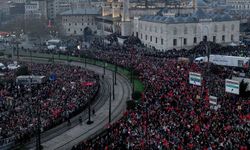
209;96;217;105
225;79;239;95
189;72;202;86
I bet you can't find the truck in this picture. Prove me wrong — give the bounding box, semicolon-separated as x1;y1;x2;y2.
194;55;250;68
16;75;47;85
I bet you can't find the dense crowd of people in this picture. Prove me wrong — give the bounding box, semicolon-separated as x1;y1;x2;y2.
0;61;99;147
72;40;249;149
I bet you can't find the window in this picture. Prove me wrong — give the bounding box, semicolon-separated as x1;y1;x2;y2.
214;25;217;32
231;24;235;31
193;37;197;44
184;38;187;45
80;29;82;31
149;25;152;32
193;26;197;34
173;27;177;35
155;37;157;43
160;27;163;33
222;24;226;32
75;23;77;26
141;33;142;39
150;36;152;42
222;35;225;42
184;26;188;34
155;26;157;33
145;35;147;40
213;36;216;43
69;23;71;26
68;28;70;31
161;38;164;45
74;30;76;34
173;39;177;46
231;35;234;41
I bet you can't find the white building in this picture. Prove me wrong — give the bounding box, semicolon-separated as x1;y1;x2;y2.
133;9;240;51
60;8;101;36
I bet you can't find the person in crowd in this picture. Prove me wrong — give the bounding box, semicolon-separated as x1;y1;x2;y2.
0;62;99;146
72;39;249;149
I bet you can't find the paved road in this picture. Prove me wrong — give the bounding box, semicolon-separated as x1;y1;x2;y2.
20;58;131;150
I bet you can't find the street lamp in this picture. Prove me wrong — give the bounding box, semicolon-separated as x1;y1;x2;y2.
82;82;95;125
103;61;106;77
109;84;112;123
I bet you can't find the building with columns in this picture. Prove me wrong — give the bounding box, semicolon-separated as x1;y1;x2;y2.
133;8;240;51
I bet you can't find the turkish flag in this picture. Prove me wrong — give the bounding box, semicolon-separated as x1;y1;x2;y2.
81;82;94;87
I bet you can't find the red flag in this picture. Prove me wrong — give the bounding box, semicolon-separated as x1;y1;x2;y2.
81;82;94;87
48;20;52;28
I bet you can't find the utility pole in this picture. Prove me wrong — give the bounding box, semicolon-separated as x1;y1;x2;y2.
103;61;106;77
36;97;41;150
112;71;115;100
86;87;94;125
114;63;117;85
109;84;111;123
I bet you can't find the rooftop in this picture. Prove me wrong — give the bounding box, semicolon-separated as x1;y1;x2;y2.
140;9;235;24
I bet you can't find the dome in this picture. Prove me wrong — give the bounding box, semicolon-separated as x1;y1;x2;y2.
174;16;184;22
164;17;175;23
184;16;198;22
188;0;208;8
192;8;209;19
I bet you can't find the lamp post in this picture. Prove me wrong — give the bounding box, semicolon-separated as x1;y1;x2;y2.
109;84;112;123
114;62;117;85
84;82;94;125
103;61;106;77
36;97;41;150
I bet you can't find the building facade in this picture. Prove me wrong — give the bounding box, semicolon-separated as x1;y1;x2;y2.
60;8;100;36
226;0;250;10
133;9;240;51
25;1;47;19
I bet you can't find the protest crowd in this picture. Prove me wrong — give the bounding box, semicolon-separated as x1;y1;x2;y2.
72;39;249;150
0;62;99;147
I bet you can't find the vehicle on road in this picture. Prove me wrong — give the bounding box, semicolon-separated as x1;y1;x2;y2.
7;63;20;70
195;55;250;68
0;63;6;70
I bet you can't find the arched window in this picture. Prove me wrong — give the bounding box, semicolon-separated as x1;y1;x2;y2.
184;26;188;34
231;24;235;31
214;25;218;32
222;24;226;32
173;27;177;35
193;26;197;34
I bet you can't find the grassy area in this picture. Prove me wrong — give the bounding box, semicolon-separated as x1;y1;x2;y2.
14;51;144;93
